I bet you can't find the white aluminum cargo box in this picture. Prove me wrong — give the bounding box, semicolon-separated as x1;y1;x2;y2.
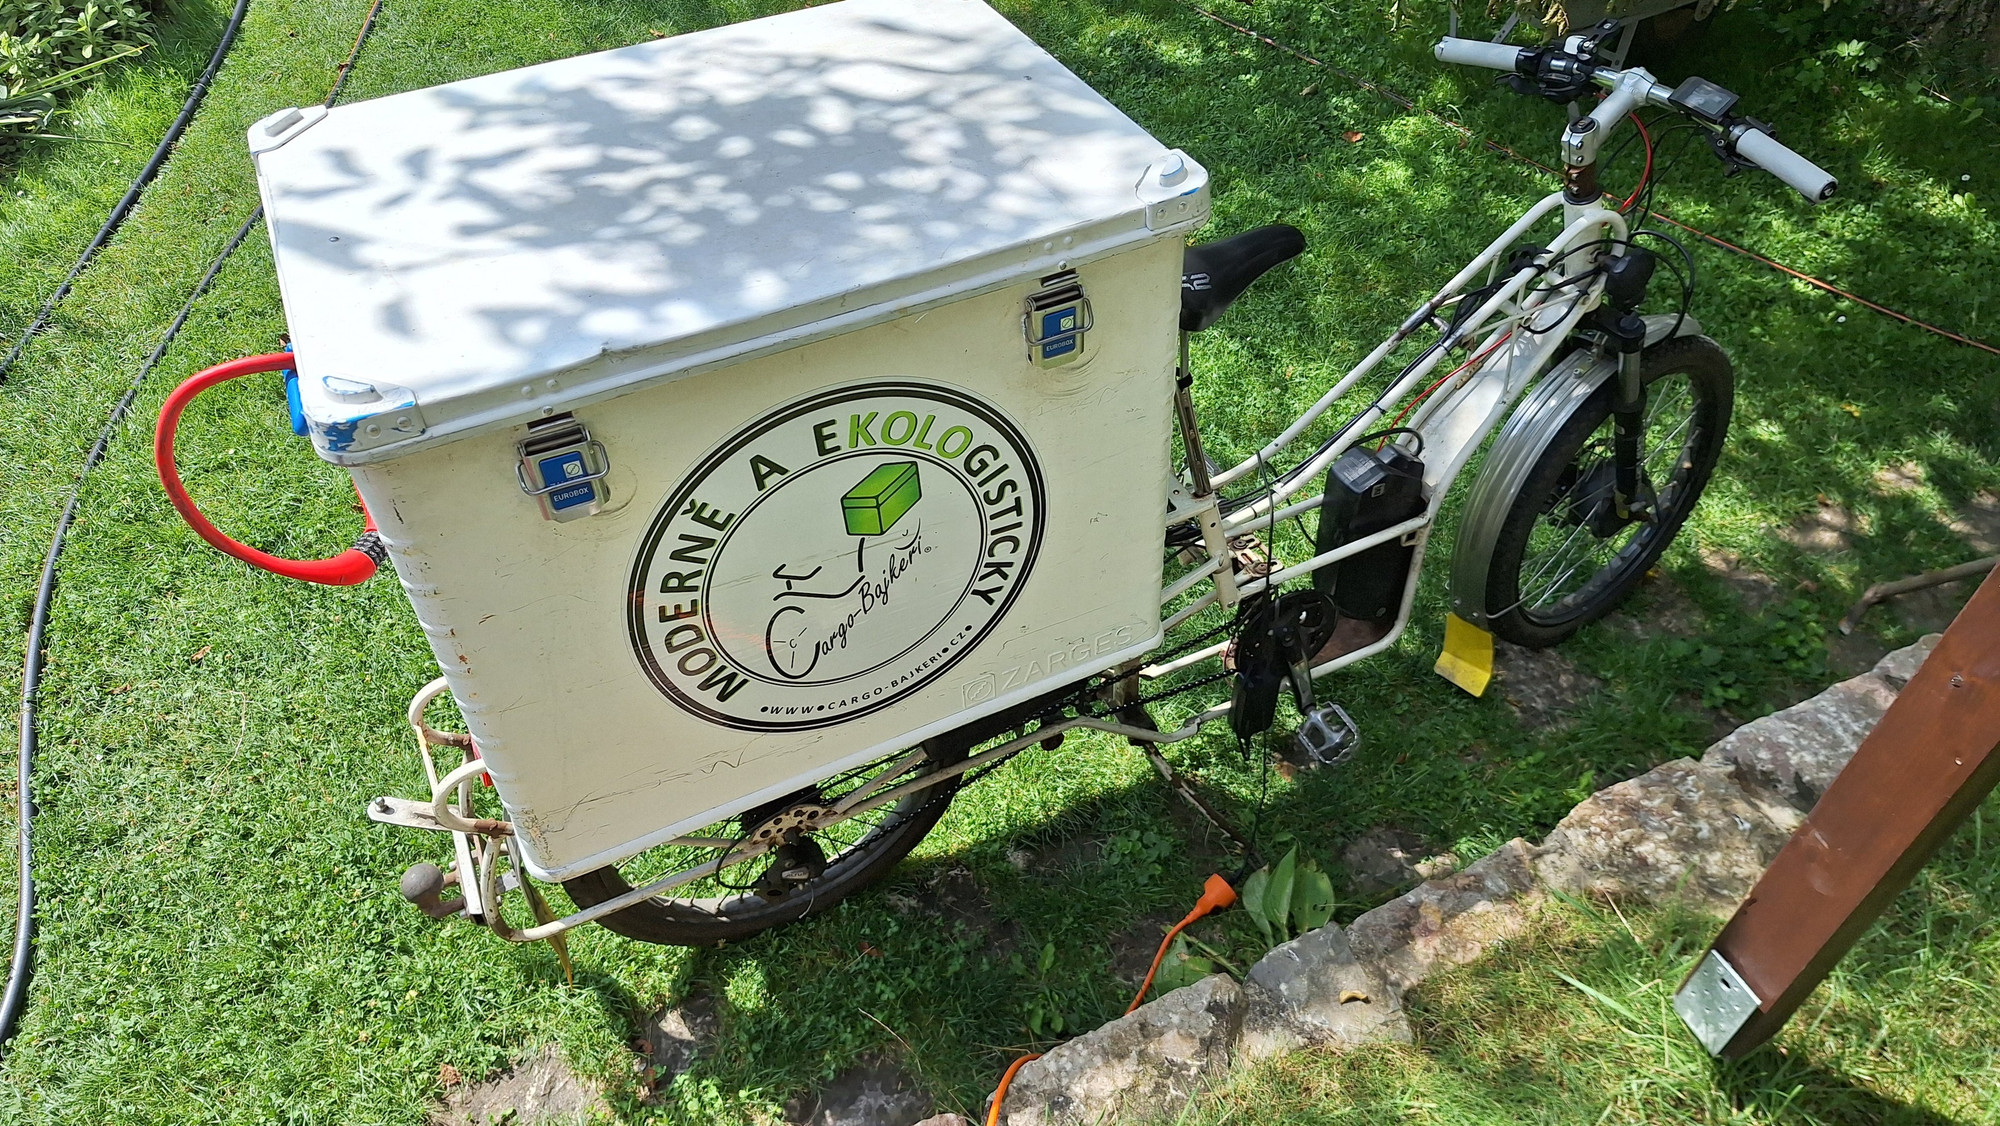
250;0;1210;879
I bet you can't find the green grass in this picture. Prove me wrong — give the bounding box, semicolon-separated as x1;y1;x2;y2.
1182;807;2000;1125
0;0;1994;1122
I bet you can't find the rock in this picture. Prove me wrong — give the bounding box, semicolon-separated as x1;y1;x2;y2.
999;974;1244;1126
642;988;718;1091
1493;640;1603;730
1236;925;1409;1062
1872;634;1942;688
1532;759;1802;915
1340;827;1457;897
431;1045;607;1125
785;1057;932;1126
911;1116;974;1126
1701;672;1899;812
1345;839;1541;996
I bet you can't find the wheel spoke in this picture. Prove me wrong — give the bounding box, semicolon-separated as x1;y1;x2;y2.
1510;369;1708;619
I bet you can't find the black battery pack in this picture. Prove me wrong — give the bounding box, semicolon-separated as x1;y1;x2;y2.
1311;443;1426;622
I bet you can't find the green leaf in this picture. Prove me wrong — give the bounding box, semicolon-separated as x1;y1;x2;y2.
1154;934;1218;993
1290;864;1336;934
1264;846;1298;941
1240;868;1273;946
1038;940;1056;974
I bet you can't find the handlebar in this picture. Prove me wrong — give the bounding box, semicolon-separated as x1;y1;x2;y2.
1432;38;1525;72
1432;35;1836;204
1730;125;1837;203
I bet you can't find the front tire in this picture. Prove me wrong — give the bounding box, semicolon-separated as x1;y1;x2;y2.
1481;334;1733;648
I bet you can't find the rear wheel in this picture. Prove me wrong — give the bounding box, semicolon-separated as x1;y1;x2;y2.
562;735;968;945
1482;334;1732;647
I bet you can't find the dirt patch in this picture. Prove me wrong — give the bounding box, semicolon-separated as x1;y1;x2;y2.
1871;461;1926;495
1612;573;1704;638
1700;547;1785;611
1778;500;1864;554
638;987;719;1099
886;864;1019;956
1492;641;1603;731
1340;826;1458;897
783;1057;934;1126
1825;629;1891;680
431;1046;607;1126
1949;489;2000;554
1107;909;1184;987
1889;576;1980;634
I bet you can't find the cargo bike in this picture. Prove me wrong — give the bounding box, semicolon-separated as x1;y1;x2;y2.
154;1;1836;949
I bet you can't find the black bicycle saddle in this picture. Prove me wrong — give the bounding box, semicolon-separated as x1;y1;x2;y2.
1180;224;1307;332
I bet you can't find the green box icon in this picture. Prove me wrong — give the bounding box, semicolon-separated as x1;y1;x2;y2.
842;461;921;536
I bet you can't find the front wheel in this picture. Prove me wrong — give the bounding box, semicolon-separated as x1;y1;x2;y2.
1481;334;1733;648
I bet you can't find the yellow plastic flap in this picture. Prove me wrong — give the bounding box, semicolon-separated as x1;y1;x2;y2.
1435;613;1494;697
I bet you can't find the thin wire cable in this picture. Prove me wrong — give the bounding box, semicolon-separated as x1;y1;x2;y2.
4;0;388;1055
1173;0;2000;358
0;0;254;383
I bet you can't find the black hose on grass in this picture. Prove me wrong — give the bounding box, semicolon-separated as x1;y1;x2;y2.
3;213;265;1054
0;0;255;384
3;0;389;1054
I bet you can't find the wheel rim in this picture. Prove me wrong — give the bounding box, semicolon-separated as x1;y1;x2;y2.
592;747;947;917
1510;373;1702;624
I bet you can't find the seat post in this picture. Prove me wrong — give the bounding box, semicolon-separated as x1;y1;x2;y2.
1173;332;1214;497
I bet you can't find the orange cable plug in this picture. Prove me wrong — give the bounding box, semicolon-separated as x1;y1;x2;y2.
986;874;1237;1126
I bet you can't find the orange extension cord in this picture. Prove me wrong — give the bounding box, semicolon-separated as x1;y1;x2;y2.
985;874;1239;1126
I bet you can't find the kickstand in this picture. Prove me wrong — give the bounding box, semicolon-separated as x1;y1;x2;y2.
1116;706;1264;864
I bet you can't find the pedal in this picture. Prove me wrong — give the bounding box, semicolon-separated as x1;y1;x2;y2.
1292;702;1362;768
1230;591;1339;739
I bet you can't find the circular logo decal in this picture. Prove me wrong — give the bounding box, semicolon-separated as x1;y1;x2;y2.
628;382;1046;731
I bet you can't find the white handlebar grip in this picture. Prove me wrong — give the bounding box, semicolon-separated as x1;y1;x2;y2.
1733;128;1838;204
1433;37;1526;71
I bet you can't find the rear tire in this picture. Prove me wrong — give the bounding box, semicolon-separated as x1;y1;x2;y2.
562;734;968;945
1481;334;1732;648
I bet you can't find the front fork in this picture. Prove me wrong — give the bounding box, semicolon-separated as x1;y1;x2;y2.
1608;310;1649;521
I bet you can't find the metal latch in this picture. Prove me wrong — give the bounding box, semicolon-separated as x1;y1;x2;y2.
516;413;608;522
1024;271;1091;367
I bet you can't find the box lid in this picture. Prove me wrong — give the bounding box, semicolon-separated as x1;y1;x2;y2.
250;0;1209;464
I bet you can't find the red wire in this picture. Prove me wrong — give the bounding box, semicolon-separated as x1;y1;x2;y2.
155;352;381;586
1387;331;1515;434
1619;113;1653;212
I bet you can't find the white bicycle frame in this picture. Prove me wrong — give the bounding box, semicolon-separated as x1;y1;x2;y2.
391;45;1838;944
1149;190;1629;690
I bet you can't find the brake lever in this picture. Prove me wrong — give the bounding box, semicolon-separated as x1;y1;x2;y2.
1706;115;1774;177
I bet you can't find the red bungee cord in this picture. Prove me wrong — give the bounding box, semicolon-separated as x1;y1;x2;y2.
154;352;382;586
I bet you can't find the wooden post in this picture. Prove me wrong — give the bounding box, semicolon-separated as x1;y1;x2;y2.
1675;567;2000;1057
